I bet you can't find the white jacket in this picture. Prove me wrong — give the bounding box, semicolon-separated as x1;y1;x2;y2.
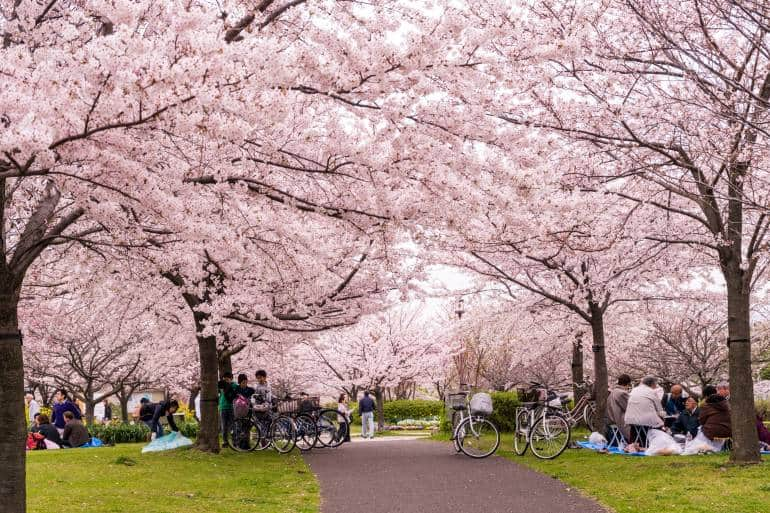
623;384;665;428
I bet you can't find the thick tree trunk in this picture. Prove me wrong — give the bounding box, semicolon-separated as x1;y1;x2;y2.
374;386;385;430
196;332;221;453
725;277;760;463
218;352;233;377
188;386;200;415
118;396;130;424
571;333;584;403
589;306;609;435
85;401;96;426
0;288;25;513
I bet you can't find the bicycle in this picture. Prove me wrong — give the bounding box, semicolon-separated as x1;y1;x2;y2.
514;383;570;459
447;387;500;459
557;381;597;431
279;396;320;452
228;396;297;453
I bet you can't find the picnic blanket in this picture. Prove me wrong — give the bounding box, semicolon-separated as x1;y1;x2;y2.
141;432;193;453
80;437;103;448
577;440;770;456
576;441;646;456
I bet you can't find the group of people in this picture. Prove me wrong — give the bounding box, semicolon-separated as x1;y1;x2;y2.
606;375;770;451
26;389;91;449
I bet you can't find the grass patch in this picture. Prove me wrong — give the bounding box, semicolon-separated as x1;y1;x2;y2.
432;432;770;513
27;444;319;513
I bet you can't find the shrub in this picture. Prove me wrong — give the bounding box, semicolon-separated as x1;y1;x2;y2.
488;391;520;432
383;400;444;422
178;421;199;439
89;423;150;444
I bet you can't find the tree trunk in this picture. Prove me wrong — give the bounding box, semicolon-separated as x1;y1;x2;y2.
589;306;609;435
218;352;233;378
188;386;200;415
196;332;221;453
85;401;96;426
374;386;385;430
119;396;130;423
725;276;760;463
0;287;25;513
571;333;584;403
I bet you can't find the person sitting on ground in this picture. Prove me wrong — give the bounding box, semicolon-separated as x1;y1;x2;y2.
51;389;82;434
606;374;632;444
61;411;91;448
150;399;180;439
138;397;155;430
662;384;687;427
756;412;770;447
716;381;730;400
671;396;700;438
699;385;731;441
32;413;63;447
623;376;665;447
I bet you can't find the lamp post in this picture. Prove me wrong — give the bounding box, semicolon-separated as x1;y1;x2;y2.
455;297;465;320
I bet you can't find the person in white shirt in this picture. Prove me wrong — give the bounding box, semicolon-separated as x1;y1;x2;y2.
623;376;665;447
337;393;352;443
25;393;40;426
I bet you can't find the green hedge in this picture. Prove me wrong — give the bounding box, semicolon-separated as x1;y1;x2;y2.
89;423;150;444
441;391;520;433
383;400;443;422
88;421;199;444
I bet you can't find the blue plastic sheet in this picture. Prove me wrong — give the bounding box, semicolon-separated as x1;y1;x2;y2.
577;440;770;456
141;432;193;453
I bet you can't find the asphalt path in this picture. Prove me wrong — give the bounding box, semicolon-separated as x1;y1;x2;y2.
303;437;607;513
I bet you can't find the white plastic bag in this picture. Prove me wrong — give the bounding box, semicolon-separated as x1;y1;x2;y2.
43;440;60;450
644;429;682;456
142;431;193;453
470;393;493;416
588;432;608;447
682;430;724;455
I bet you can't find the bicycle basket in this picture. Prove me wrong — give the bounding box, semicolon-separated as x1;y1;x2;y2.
277;399;301;414
448;393;467;411
470;392;493;416
516;387;540;404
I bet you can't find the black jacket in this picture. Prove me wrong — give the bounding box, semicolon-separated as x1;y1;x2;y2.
139;403;155;422
671;408;700;437
34;423;63;446
358;396;376;414
151;401;179;432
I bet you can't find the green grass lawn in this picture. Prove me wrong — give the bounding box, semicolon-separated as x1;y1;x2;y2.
27;444;319;513
433;432;770;513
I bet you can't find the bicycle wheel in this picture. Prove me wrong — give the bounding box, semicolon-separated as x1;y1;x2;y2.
269;415;297;454
513;409;529;456
316;409;345;448
457;416;500;459
451;410;464;452
529;414;570;460
294;413;318;452
583;402;598;431
227;418;263;452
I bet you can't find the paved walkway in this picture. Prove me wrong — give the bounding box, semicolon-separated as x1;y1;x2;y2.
303;438;606;513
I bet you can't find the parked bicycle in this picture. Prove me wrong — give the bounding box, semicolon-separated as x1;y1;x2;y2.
556;381;597;431
514;382;570;459
447;385;500;459
228;395;297;453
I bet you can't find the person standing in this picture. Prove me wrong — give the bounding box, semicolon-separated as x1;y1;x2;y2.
61;411;91;448
25;393;40;427
103;401;113;423
51;389;82;435
217;371;237;448
358;391;376;439
337;393;352;443
150;399;180;439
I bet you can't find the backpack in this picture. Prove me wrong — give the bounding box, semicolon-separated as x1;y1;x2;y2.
233;394;249;418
